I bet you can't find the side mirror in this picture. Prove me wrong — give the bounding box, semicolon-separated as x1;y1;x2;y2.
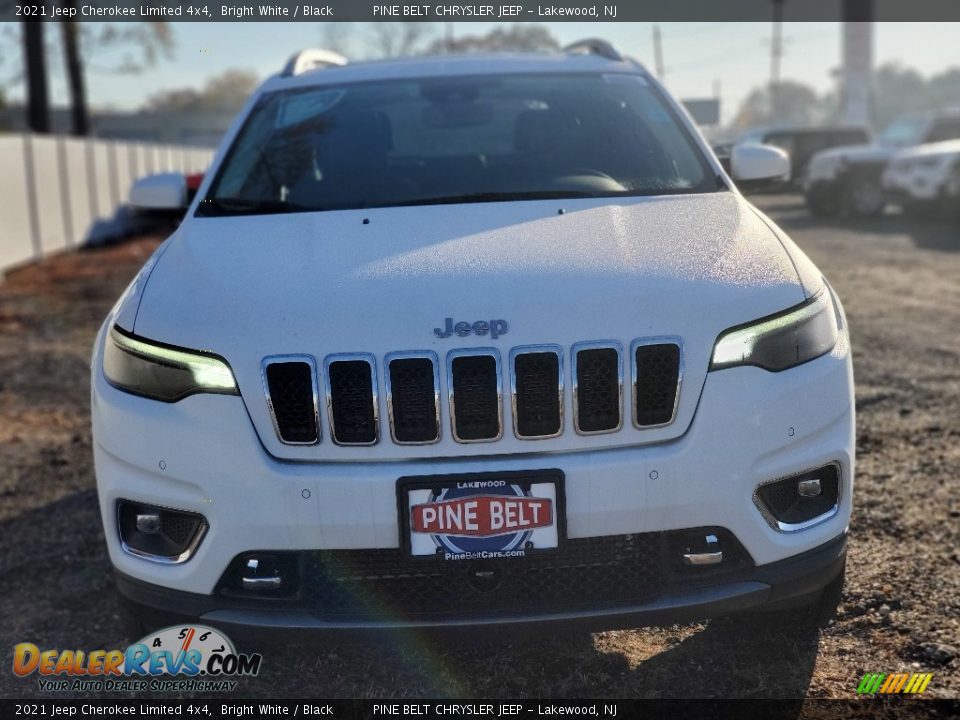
129;173;187;211
730;143;790;188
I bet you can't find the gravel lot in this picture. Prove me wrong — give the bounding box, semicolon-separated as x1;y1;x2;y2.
0;195;957;701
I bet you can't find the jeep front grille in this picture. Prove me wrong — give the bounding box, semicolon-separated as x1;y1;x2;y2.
632;340;682;428
448;350;503;442
510;346;563;439
325;354;379;445
385;352;440;444
262;339;682;446
572;343;622;434
262;357;320;444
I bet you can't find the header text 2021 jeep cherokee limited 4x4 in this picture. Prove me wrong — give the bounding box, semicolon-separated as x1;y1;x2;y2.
93;41;854;637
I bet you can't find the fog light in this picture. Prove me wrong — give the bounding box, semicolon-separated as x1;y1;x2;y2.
798;478;822;497
135;513;161;534
117;501;207;563
241;556;283;591
755;464;841;531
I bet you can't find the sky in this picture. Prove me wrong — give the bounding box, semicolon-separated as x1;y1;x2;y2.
2;21;960;126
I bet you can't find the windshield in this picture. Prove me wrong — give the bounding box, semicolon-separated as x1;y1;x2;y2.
199;73;718;216
878;117;928;147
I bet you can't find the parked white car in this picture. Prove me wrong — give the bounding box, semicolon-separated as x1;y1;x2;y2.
804;111;960;217
883;140;960;218
95;41;853;638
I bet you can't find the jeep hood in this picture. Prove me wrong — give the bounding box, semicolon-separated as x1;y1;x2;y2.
132;192;818;461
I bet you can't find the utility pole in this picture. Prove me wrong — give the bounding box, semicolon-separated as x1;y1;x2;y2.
444;22;454;53
769;0;784;124
23;22;50;134
652;24;664;80
713;78;722;127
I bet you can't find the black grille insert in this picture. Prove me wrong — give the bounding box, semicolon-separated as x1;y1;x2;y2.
575;347;621;433
300;533;664;619
265;361;318;444
450;354;500;441
513;351;561;438
327;358;377;445
634;343;680;427
388;357;439;443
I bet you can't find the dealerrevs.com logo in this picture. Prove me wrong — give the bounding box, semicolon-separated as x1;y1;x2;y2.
12;625;262;693
857;672;934;695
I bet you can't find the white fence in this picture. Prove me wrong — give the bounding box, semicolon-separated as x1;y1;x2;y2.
0;133;213;275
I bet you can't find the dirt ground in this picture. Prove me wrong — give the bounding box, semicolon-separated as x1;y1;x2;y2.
0;195;957;701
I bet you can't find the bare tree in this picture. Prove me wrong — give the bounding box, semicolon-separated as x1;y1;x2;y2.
10;19;174;136
82;23;175;74
142;69;260;113
23;22;49;133
425;24;560;54
319;22;354;57
61;0;88;136
730;80;824;133
366;23;435;58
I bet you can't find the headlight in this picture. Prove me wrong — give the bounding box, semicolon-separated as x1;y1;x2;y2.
103;325;238;402
710;288;839;372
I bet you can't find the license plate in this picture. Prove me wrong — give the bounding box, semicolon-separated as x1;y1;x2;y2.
399;470;564;560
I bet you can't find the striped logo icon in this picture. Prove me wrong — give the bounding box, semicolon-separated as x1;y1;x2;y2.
857;672;933;694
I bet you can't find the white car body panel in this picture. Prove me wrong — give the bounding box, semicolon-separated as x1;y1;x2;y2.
804;144;892;185
883;140;960;201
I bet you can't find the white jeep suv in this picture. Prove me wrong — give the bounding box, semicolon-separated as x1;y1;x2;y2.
93;41;854;637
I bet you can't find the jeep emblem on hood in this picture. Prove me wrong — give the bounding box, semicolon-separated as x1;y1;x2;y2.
434;318;509;340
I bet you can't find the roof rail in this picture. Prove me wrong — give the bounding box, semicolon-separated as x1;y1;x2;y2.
282;48;348;77
562;38;623;62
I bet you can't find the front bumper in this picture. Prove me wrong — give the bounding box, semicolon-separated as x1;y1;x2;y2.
116;533;847;637
883;174;945;203
93;313;854;629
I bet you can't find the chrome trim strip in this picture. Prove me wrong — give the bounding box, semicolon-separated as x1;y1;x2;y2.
261;354;321;445
509;344;564;440
570;340;624;436
629;336;684;430
323;352;380;446
242;576;283;590
752;462;843;533
117;503;208;565
384;350;441;446
446;348;503;444
682;551;724;566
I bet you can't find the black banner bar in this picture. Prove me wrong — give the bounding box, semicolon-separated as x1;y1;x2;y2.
6;0;960;22
1;699;960;719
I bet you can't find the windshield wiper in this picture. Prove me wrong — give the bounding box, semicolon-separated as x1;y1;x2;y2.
196;196;314;216
390;190;606;207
